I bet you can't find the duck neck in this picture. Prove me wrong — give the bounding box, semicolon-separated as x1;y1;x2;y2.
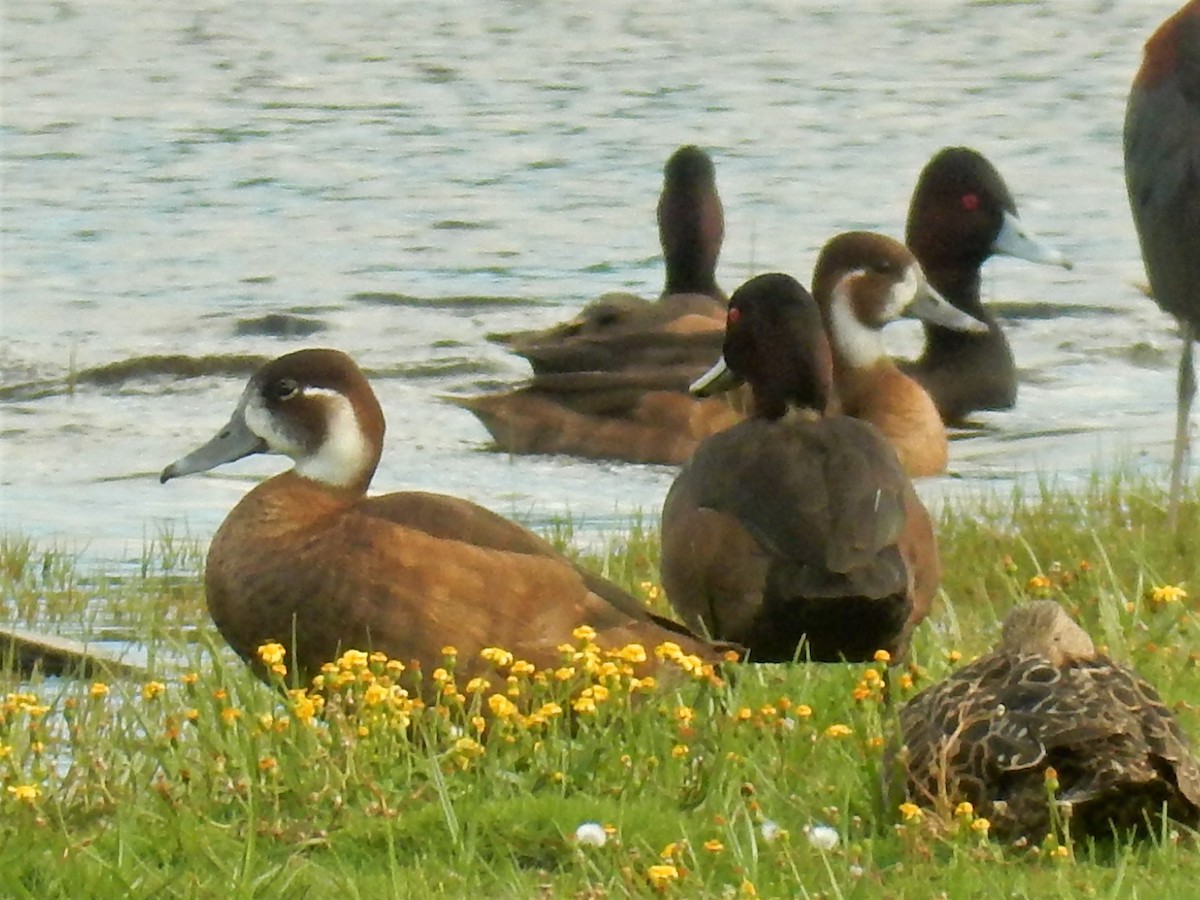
826;287;892;373
663;250;720;298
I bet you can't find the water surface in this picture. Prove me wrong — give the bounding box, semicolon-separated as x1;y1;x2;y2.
1;0;1192;564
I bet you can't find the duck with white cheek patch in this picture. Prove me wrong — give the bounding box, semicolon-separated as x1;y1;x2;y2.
161;348;737;693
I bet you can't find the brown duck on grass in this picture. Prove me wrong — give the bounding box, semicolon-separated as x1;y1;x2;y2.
160;348;735;693
455;145;736;465
660;270;941;664
895;600;1200;842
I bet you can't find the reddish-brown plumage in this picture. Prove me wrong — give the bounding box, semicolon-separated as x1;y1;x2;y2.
162;349;734;691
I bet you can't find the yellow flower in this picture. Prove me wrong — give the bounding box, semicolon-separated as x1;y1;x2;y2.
1044;766;1060;792
971;817;991;835
873;649;891;663
572;695;597;714
363;683;389;706
703;839;724;852
510;659;536;676
675;705;695;726
89;682;109;699
289;689;320;723
672;744;689;758
736;707;753;721
824;724;853;738
659;840;685;859
572;625;597;643
946;649;962;664
898;802;923;821
142;681;166;701
616;643;647;663
220;706;243;724
454;737;483;757
1028;574;1052;594
794;704;813;719
487;694;518;719
257;642;286;667
432;667;451;684
464;677;491;694
954;801;974;818
6;784;40;804
258;755;278;773
480;647;514;667
338;649;369;670
646;864;679;889
740;880;758;897
1050;844;1070;859
1150;584;1188;606
181;672;199;686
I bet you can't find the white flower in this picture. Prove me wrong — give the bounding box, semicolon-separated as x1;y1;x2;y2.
804;824;839;850
760;819;781;842
574;822;607;847
849;864;864;878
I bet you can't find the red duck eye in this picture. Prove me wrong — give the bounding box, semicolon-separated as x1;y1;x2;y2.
961;193;980;211
727;307;740;326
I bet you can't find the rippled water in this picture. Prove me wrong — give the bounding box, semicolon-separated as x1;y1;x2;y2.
1;0;1193;564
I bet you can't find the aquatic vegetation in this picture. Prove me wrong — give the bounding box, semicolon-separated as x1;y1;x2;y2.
0;470;1197;895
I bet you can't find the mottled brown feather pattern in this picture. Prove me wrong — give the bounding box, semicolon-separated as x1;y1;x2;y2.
896;601;1200;841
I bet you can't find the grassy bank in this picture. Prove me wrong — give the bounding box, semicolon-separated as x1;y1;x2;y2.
1;470;1197;898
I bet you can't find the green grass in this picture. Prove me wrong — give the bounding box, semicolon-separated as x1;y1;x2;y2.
0;469;1197;898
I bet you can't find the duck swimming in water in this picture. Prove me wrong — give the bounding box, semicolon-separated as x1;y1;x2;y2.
455;145;734;465
900;147;1072;424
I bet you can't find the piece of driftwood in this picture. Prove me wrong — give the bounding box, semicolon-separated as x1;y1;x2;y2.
0;625;149;679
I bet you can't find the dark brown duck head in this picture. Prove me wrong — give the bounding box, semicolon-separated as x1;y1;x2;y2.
658;145;725;301
691;272;835;420
901;147;1071;423
906;148;1071;292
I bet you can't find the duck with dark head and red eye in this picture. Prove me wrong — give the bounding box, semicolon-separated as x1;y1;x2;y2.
660;271;940;665
161;348;736;692
1124;1;1200;531
899;147;1072;424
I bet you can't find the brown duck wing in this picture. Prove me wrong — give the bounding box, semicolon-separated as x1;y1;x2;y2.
679;416;910;593
360;491;709;644
331;501;722;677
451;389;738;465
